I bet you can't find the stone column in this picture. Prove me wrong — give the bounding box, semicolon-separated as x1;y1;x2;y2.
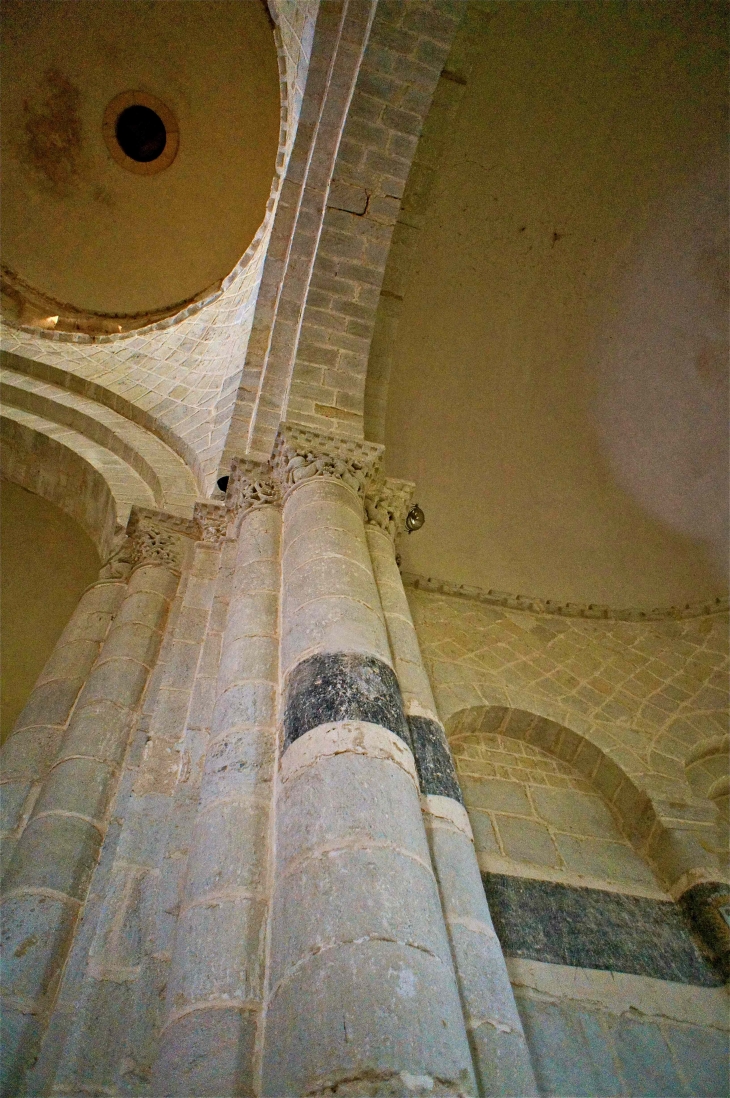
0;538;131;874
152;462;281;1097
0;511;190;1097
365;480;538;1098
261;425;476;1098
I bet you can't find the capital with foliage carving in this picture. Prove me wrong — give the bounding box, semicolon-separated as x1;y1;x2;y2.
127;507;197;572
226;459;280;531
272;423;383;498
365;477;416;541
194;501;229;546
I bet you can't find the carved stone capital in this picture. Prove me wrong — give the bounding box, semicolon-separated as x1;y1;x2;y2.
365;477;415;541
226;458;280;525
194;501;229;546
98;529;134;581
127;507;197;572
272;423;383;499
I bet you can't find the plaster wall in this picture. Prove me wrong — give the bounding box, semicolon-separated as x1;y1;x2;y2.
0;481;100;742
1;0;280;318
383;0;729;609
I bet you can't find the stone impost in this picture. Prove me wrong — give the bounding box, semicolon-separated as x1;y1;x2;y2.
262;428;476;1098
366;504;538;1098
0;535;132;875
0;513;187;1098
152;466;282;1097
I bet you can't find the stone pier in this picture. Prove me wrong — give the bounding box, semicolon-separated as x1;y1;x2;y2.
153;464;281;1097
0;513;191;1095
366;482;538;1098
260;426;476;1098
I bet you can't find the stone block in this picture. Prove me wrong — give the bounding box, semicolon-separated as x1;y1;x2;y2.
153;1006;257;1097
0;726;64;781
33;756;115;823
169;895;268;1009
0;892;77;1004
283;521;372;573
113;589;169;630
462;777;532;817
3;812;101;900
200;724;275;805
211;681;276;738
263;941;475;1098
495;816;560;867
662;1022;730;1098
0;1004;43;1097
282;596;392;675
553;834;658;888
531;787;623;840
11;678;84;733
36;639;100;685
269;845;452;987
224;589;279;641
58;698;131;763
81;657;149;711
184;798;270;900
217;634;277;690
612;1015;686;1097
469;810;500;855
283;653;408;748
284;551;381;613
276;751;429;874
0;779;32;834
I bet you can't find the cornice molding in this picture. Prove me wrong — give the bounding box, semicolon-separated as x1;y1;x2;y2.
402;572;729;622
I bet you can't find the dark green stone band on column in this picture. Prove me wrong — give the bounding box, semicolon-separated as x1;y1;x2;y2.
408;715;463;804
283;652;410;751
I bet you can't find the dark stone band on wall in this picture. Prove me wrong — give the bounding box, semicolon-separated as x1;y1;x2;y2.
678;881;730;980
283;652;410;751
408;716;463;804
482;873;724;987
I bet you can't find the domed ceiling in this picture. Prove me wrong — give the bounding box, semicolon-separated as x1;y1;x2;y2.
1;0;280;331
385;0;728;610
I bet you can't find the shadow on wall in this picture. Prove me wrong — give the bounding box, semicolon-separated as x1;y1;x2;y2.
591;157;730;581
0;480;99;741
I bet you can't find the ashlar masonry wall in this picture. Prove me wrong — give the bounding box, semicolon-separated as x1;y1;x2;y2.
408;584;729;1098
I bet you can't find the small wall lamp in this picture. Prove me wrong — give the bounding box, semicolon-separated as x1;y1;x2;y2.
405;504;425;534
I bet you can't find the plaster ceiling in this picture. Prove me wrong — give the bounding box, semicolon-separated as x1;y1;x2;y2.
0;0;280;323
386;0;728;610
0;480;100;743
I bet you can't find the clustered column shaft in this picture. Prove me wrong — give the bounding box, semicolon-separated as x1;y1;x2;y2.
261;427;476;1097
153;468;281;1098
0;556;129;874
0;521;186;1097
366;495;538;1098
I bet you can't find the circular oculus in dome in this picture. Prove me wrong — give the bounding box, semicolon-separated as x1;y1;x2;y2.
103;91;178;175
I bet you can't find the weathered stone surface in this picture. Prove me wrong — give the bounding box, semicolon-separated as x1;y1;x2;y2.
283;652;409;750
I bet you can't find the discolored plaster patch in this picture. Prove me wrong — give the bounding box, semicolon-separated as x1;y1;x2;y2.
20;68;82;195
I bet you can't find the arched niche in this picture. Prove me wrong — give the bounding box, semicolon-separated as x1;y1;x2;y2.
446;704;665;896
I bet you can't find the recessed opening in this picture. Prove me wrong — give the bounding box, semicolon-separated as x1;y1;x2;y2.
217;476;230;493
115;104;167;163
